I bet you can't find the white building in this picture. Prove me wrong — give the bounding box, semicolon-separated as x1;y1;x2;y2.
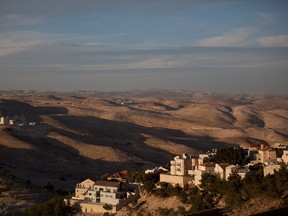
263;164;281;176
274;143;288;149
170;153;192;176
281;150;288;164
74;178;96;200
225;165;250;180
193;162;215;186
84;181;127;205
0;115;26;126
71;179;139;214
225;165;240;180
160;153;194;188
255;145;277;164
214;163;229;180
198;154;210;165
145;166;169;174
0;116;9;125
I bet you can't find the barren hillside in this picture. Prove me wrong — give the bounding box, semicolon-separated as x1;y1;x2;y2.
0;91;288;191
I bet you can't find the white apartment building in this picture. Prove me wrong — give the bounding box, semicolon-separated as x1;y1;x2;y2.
82;181;127;205
74;178;96;200
71;179;139;214
160;153;194;188
170;153;192;176
194;162;215;186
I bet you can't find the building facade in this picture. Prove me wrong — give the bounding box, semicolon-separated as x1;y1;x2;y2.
255;146;277;163
71;179;139;214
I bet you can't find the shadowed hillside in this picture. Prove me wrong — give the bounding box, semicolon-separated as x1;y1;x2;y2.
0;91;287;191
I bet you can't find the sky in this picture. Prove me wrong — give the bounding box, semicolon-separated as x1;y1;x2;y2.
0;0;288;95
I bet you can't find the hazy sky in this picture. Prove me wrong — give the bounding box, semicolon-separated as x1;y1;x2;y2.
0;0;288;95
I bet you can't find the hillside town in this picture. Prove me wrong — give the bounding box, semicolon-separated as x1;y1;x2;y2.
1;96;288;215
69;143;288;215
160;144;288;189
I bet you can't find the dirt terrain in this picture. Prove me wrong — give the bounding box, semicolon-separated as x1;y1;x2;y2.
0;166;53;215
116;192;190;216
0;90;288;192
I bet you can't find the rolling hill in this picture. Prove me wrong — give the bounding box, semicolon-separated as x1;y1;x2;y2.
0;90;287;191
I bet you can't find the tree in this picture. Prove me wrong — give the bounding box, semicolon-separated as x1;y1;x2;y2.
200;173;218;195
242;175;262;198
103;204;113;211
274;164;288;197
223;173;244;208
262;174;279;198
9;196;74;216
212;147;249;165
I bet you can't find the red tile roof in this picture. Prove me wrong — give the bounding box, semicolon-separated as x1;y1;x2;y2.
249;144;261;148
218;163;229;169
95;180;120;187
200;162;215;167
260;147;272;151
108;170;129;179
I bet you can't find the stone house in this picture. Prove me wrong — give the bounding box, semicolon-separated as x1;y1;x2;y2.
255;146;277;163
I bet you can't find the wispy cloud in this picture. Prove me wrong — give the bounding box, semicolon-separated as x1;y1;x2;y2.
44;57;186;71
195;27;256;47
0;30;116;57
0;31;66;57
257;35;288;47
0;14;44;27
256;12;279;25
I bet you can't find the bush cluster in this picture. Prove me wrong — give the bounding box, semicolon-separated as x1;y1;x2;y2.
8;196;73;216
128;171;159;192
197;164;288;209
211;147;250;165
139;164;288;213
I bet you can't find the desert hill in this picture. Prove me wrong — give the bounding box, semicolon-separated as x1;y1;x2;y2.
0;90;287;191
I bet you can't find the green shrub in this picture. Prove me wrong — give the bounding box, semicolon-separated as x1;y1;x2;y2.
9;196;73;216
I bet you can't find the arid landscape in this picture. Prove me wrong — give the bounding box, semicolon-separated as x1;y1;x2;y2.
1;1;288;215
1;90;288;192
